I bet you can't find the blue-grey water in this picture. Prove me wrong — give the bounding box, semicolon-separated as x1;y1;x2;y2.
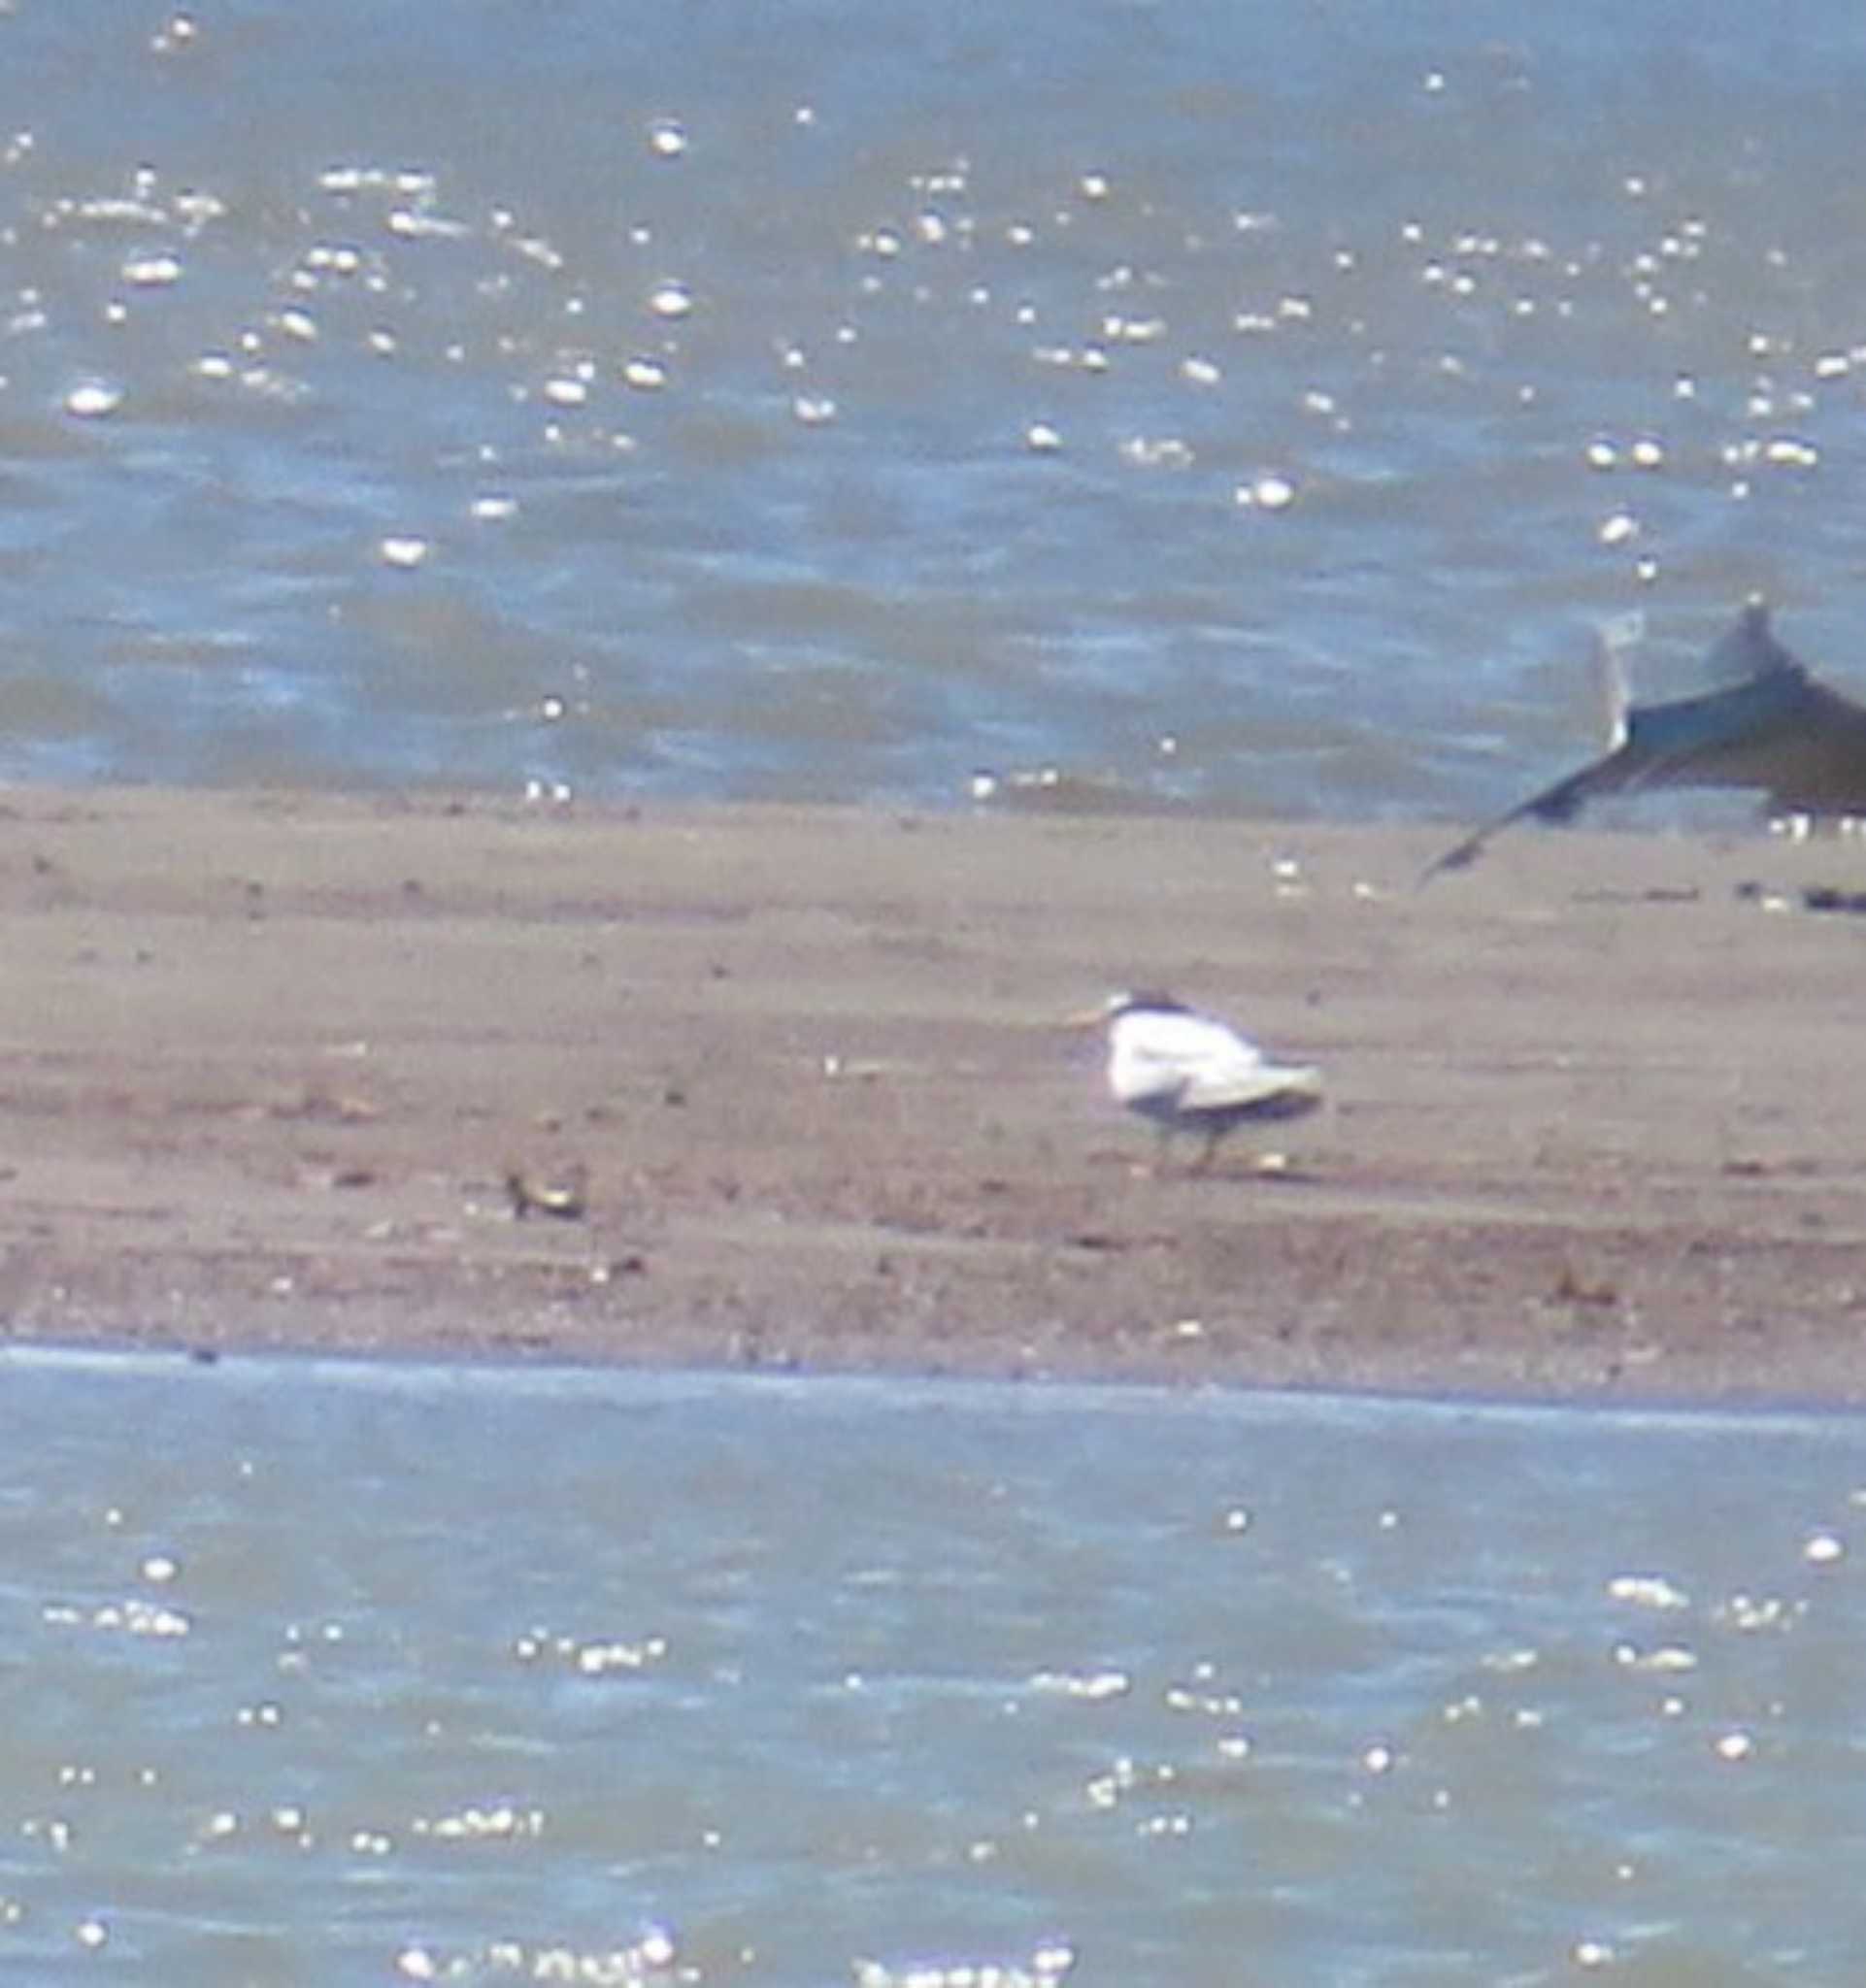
5;0;1866;813
2;1350;1863;1984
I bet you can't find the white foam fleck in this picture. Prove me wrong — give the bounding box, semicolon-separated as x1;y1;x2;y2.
422;1804;542;1839
122;250;182;286
1764;437;1819;468
1236;474;1297;512
1720;1592;1795;1630
573;1635;667;1674
64;380;123;417
379;535;431;569
172;188;223;229
64;1597;191;1637
1607;1573;1689;1609
1028;1668;1129;1701
1120;435;1194;468
1612;1640;1697;1672
386;207;467;240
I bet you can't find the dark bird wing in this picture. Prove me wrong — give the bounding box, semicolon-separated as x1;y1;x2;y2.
1421;604;1866;881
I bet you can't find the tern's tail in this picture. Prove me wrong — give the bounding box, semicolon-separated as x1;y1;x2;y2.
1257;1066;1324;1119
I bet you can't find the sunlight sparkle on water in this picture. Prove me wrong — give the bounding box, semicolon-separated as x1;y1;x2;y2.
63;380;123;417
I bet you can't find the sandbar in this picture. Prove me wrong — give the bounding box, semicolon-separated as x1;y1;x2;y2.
0;786;1862;1404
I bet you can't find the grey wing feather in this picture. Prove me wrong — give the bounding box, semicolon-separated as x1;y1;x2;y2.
1181;1061;1322;1112
1421;603;1866;882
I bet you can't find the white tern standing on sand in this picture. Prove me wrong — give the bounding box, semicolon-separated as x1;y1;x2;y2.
1085;992;1322;1174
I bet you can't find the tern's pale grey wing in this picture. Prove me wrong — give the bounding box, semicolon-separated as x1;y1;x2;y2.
1179;1060;1322;1114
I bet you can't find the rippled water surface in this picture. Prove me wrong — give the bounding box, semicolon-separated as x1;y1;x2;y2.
4;2;1866;813
4;1351;1866;1981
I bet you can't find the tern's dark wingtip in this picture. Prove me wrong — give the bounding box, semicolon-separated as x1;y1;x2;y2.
1416;838;1483;887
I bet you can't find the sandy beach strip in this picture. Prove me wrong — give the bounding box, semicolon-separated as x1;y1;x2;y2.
0;785;1862;1403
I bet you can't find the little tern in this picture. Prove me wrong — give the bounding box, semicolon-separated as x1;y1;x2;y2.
1087;991;1322;1174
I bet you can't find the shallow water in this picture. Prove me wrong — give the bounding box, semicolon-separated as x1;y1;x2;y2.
4;1349;1864;1982
4;2;1866;816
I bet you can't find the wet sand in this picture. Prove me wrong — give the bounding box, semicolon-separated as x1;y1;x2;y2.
1;786;1864;1404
